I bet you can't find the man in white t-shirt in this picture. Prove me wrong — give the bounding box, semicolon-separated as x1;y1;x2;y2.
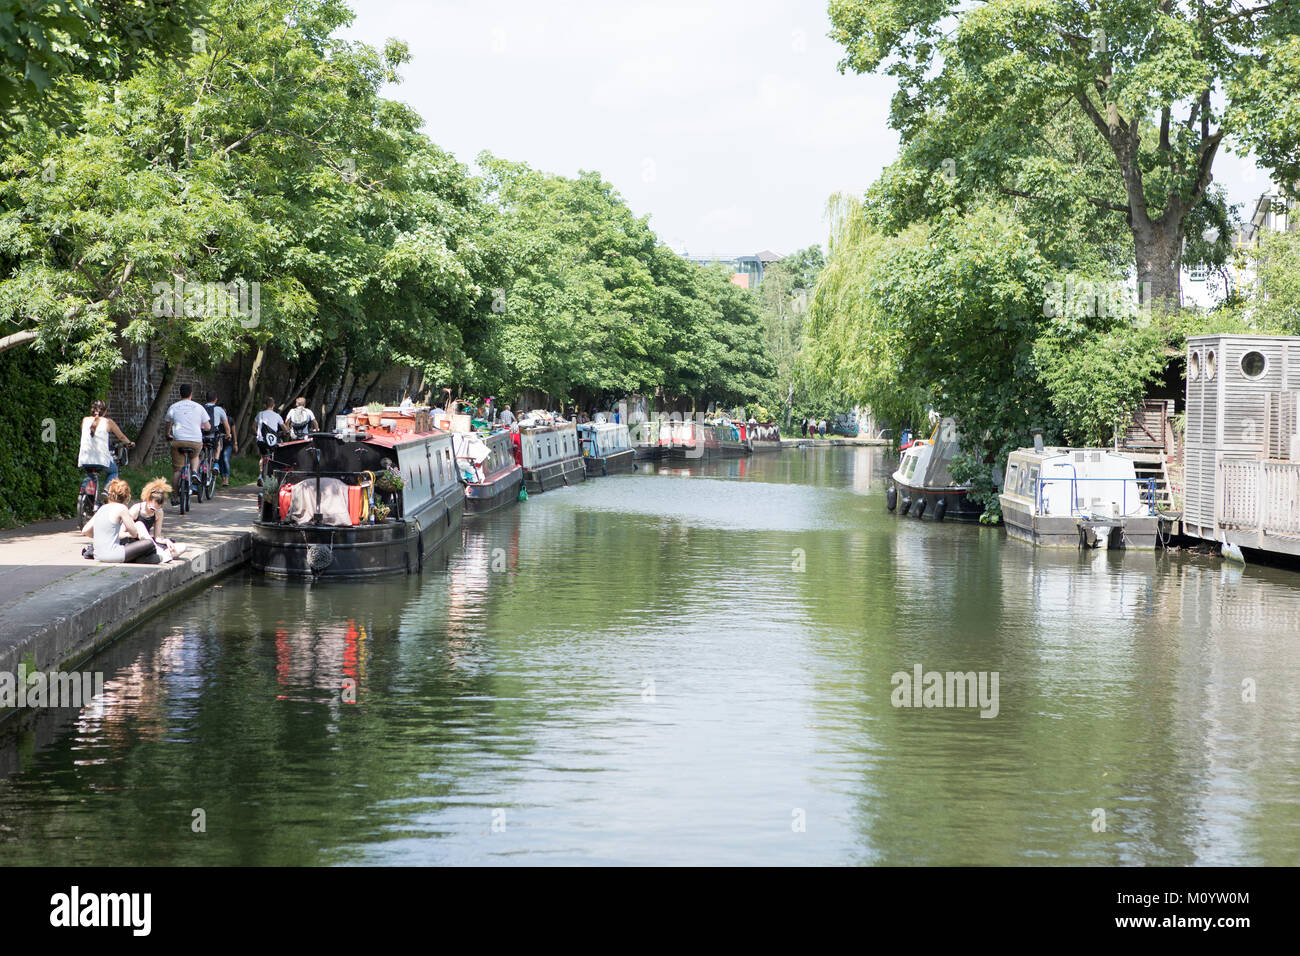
498;405;515;427
254;398;285;450
285;396;318;439
165;383;212;497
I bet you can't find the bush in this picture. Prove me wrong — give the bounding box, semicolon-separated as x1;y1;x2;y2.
0;347;108;526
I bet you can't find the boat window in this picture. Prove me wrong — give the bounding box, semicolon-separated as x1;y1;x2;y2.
1241;350;1267;379
1188;351;1201;381
1204;349;1216;380
1005;463;1018;492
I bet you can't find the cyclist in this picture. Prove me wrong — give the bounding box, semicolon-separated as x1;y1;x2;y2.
164;384;211;504
285;396;318;440
77;399;134;486
254;397;286;482
203;390;236;487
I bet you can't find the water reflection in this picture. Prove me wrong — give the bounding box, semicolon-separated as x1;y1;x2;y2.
0;448;1297;865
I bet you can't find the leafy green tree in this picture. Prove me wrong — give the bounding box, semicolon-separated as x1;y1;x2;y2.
828;0;1299;308
0;0;204;131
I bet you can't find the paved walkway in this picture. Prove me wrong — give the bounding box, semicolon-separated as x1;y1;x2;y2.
782;436;890;446
0;487;258;694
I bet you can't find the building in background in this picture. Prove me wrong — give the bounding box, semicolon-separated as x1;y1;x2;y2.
1182;188;1299;310
681;250;783;288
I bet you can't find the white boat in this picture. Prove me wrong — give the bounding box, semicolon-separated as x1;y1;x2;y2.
999;440;1158;549
885;417;981;521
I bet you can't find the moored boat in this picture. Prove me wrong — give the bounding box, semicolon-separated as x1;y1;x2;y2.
516;414;586;493
748;421;782;451
999;439;1158;549
577;419;635;476
453;429;524;515
631;419;669;460
252;421;464;579
711;419;750;457
885;417;982;521
667;420;718;459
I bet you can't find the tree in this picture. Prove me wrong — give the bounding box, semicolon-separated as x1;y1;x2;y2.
0;0;204;132
828;0;1300;308
756;245;824;426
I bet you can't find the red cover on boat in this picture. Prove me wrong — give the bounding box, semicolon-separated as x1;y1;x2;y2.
347;484;363;525
278;483;294;522
511;431;522;465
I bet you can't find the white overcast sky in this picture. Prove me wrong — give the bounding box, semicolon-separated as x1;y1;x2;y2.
341;0;1271;258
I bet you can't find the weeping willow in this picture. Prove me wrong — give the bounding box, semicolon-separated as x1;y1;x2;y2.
802;193;927;436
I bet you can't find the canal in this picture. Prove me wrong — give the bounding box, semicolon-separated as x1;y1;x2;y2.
1;447;1298;865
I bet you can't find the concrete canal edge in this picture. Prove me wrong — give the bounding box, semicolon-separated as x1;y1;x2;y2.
0;493;256;726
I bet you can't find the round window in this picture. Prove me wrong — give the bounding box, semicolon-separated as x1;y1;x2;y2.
1204;350;1217;380
1241;350;1267;379
1188;351;1201;381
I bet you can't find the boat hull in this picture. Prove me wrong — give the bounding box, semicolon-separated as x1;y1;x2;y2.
998;494;1158;549
464;464;524;516
584;448;635;476
633;444;664;460
523;455;586;493
253;491;464;578
891;480;983;522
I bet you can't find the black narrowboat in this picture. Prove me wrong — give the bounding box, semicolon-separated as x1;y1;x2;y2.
252;426;464;579
454;429;524;516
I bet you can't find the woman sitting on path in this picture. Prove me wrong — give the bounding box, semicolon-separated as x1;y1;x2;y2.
81;479;156;563
129;478;187;561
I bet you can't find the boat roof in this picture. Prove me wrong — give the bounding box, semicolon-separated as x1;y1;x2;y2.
360;428;451;449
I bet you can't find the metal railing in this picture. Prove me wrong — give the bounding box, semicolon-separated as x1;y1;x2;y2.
1035;476;1157;518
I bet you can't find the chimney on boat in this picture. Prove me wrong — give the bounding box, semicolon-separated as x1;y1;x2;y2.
1031;428;1044;455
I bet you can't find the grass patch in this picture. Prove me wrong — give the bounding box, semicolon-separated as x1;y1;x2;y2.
119;452;260;496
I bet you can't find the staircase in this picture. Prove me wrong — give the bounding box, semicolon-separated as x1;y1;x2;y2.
1116;399;1178;513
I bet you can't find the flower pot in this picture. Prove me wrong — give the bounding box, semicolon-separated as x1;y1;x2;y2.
368;414;383;426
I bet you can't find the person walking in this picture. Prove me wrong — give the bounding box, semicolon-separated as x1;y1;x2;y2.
818;419;827;437
203;391;236;486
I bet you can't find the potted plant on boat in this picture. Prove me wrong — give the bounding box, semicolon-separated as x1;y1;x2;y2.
366;401;385;427
373;467;403;494
372;500;391;522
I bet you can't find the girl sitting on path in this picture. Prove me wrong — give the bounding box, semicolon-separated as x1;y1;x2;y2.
129;478;187;561
81;479;156;563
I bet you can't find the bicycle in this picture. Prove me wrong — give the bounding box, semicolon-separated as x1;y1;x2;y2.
76;442;131;528
175;450;203;514
198;437;219;501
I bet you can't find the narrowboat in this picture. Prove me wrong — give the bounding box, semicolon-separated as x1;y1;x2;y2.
885;417;982;521
453;429;524;515
516;417;586;493
577;420;635;476
667;420;718;459
999;439;1159;549
748;421;782;451
252;423;464;578
631;419;669;460
711;419;751;457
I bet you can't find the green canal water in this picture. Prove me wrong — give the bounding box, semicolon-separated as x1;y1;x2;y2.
2;447;1298;865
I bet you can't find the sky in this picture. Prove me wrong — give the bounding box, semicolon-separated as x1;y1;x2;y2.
341;0;1272;259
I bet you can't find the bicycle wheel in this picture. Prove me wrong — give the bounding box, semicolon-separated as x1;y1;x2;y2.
204;454;217;500
180;471;190;514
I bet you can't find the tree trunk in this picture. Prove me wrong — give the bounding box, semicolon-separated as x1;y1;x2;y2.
131;361;179;467
325;351;353;423
233;345;266;452
1133;221;1183;314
